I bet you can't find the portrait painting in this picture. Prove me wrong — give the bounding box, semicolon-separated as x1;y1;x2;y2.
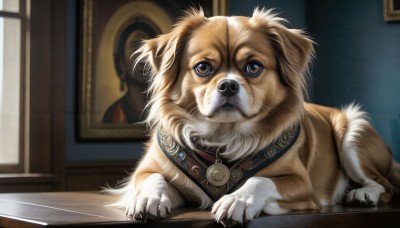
79;0;226;139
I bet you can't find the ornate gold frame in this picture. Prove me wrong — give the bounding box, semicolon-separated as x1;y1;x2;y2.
384;0;400;21
79;0;227;140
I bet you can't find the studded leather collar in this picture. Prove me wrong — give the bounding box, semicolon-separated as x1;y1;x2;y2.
157;124;300;201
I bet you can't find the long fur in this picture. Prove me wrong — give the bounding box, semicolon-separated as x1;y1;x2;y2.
107;8;400;225
133;8;315;162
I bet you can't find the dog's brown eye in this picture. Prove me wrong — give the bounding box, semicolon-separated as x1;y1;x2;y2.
194;62;213;77
244;61;263;77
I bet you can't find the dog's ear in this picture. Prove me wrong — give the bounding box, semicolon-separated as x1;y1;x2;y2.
134;8;206;84
251;8;315;97
134;8;206;130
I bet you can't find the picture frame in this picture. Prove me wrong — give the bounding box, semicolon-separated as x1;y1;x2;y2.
79;0;227;140
384;0;400;21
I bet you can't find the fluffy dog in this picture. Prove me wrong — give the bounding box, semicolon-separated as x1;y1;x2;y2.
109;8;400;225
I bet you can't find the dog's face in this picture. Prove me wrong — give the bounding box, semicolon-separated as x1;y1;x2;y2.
180;16;287;123
137;9;314;142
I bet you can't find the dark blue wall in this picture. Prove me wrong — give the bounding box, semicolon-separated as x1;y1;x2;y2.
66;0;400;162
307;0;400;161
229;0;306;27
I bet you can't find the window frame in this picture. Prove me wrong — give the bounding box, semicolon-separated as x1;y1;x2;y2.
0;0;27;173
27;0;66;175
0;0;66;192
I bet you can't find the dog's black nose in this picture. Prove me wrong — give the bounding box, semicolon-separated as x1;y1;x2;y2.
218;79;240;96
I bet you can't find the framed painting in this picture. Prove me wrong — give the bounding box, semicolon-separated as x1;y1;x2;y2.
384;0;400;21
79;0;227;140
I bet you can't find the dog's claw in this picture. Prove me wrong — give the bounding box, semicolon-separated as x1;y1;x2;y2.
156;209;161;221
215;210;243;227
134;212;144;221
133;211;162;222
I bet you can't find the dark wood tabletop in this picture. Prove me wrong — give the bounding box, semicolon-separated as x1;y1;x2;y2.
0;191;399;227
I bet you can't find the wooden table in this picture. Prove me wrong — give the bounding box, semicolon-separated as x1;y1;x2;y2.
0;191;399;227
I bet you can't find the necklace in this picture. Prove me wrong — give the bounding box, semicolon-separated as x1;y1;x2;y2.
206;147;230;186
157;124;300;201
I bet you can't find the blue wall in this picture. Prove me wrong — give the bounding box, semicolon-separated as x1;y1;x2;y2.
229;0;306;28
307;0;400;161
65;0;400;162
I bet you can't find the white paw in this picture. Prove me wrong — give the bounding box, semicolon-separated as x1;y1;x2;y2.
211;194;263;226
346;184;385;206
126;193;172;221
125;173;178;221
211;177;287;226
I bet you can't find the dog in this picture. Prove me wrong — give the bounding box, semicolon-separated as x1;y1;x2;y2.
108;8;400;225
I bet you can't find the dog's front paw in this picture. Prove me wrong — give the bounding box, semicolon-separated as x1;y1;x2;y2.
211;194;263;226
126;194;172;222
124;173;183;222
211;177;289;226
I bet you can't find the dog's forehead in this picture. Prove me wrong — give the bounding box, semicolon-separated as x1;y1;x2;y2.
226;16;251;30
207;15;253;43
187;15;260;55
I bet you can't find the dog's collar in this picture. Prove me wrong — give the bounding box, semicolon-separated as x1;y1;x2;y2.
157;124;300;201
190;137;224;164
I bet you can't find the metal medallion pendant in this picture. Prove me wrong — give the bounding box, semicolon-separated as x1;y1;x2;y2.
206;162;230;187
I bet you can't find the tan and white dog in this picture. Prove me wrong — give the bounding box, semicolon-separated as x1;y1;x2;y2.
109;8;400;225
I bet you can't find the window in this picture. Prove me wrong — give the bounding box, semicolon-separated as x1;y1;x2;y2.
0;0;27;173
0;0;67;193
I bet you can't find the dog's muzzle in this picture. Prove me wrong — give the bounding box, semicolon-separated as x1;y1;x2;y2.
218;79;239;97
213;79;243;114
